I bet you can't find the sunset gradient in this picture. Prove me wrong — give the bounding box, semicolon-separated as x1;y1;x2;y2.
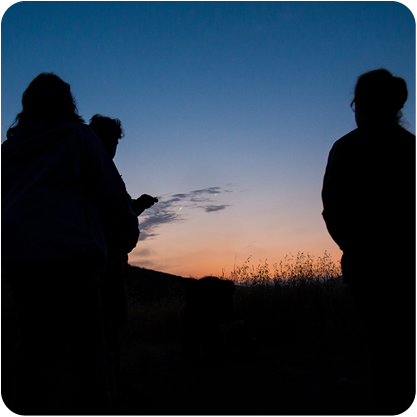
2;1;415;278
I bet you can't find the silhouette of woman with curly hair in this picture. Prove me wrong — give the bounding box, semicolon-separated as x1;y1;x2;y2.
89;114;157;408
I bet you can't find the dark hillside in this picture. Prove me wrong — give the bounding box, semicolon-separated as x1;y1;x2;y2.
126;265;184;304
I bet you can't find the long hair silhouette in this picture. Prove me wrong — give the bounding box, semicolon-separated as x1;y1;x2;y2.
7;72;84;138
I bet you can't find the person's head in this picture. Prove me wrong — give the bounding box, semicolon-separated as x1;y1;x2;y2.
89;114;124;159
351;69;408;128
7;72;83;138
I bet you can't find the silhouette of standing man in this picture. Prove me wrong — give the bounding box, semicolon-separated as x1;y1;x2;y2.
2;73;139;414
322;69;415;414
89;114;157;408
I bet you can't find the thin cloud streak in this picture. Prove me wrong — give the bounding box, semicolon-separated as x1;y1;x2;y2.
204;205;230;213
138;186;233;240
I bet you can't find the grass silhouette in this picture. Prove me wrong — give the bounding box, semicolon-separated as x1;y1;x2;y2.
229;250;341;285
123;251;360;352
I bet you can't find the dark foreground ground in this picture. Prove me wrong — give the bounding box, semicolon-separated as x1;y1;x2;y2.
2;266;375;414
116;266;375;415
115;342;374;415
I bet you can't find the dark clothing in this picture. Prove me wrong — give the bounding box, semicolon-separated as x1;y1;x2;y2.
342;253;415;414
2;121;139;414
4;258;110;415
322;124;415;261
101;250;129;400
322;124;416;414
1;121;139;266
102;251;129;329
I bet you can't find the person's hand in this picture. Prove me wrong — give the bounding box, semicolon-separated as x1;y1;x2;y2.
132;194;158;215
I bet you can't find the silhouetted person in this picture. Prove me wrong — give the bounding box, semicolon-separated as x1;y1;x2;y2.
322;69;415;414
89;114;157;406
89;114;158;216
2;73;139;414
182;276;256;361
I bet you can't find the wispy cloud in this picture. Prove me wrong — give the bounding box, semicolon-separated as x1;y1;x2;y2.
138;186;232;240
203;205;229;213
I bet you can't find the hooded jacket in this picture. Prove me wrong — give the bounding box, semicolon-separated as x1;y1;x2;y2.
2;120;139;266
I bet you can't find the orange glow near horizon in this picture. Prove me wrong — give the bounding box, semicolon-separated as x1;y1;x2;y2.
128;231;342;279
128;195;343;278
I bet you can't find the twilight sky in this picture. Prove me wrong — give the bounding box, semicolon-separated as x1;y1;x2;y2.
1;1;415;277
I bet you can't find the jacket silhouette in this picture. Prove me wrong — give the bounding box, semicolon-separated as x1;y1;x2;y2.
322;69;415;414
2;121;139;265
1;73;140;414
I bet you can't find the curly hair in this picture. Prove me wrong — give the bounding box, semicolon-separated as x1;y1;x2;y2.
7;73;84;138
89;114;125;145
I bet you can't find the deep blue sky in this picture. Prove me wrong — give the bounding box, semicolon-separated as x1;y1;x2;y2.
2;1;415;276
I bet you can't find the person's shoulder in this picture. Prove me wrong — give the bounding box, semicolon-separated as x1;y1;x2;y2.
47;120;87;139
69;122;103;147
398;125;415;140
331;129;359;152
338;128;360;143
396;126;415;157
69;121;97;137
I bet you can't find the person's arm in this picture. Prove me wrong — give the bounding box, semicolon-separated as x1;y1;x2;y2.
131;194;158;216
322;141;350;252
79;125;139;253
